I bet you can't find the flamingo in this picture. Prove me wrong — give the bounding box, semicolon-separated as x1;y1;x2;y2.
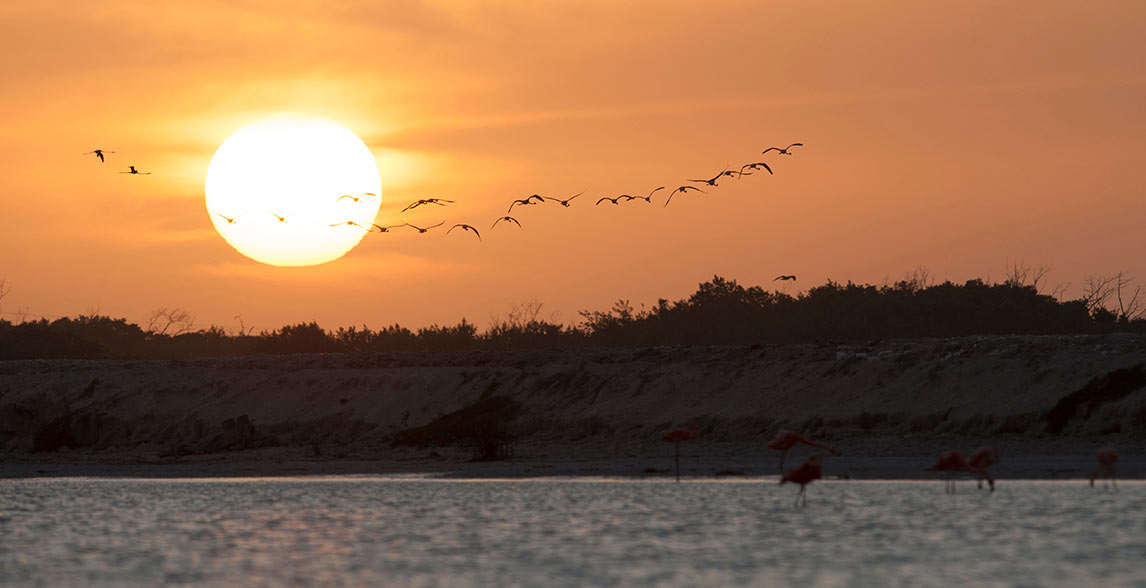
773;275;797;282
663;185;706;207
928;450;994;492
507;194;545;213
766;429;839;474
781;454;824;507
329;220;372;231
119;165;150;175
544;191;585;207
216;211;247;224
662;421;700;482
83;149;114;163
268;211;291;223
1090;447;1118;490
632;186;665;203
368;223;405;233
968;446;1000;490
447;223;481;241
687;169;727;187
404;221;444;234
739;162;773;175
402;198;454;212
491;216;522;230
762;143;803;156
595;195;634;206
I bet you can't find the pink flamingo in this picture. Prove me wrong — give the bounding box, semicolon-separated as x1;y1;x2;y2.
968;446;1000;490
766;429;839;474
928;450;994;492
780;455;824;507
662;421;700;483
1090;447;1118;490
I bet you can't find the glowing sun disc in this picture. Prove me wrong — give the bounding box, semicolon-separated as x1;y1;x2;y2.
205;113;382;266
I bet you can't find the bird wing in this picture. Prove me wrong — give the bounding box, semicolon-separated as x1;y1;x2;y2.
508;217;522;227
787;143;803;149
361;192;377;197
401;201;420;212
491;218;503;229
760;163;773;174
338;195;354;201
595;197;612;205
447;224;460;234
428;222;444;229
762;147;779;154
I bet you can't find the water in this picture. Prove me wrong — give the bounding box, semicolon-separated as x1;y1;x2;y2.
1;477;1143;587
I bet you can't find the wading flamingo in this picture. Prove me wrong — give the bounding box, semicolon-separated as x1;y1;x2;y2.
928;450;994;492
781;454;824;507
968;446;1000;490
766;429;839;474
1090;447;1118;490
662;421;700;483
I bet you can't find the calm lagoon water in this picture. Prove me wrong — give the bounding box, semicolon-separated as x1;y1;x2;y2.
1;477;1143;587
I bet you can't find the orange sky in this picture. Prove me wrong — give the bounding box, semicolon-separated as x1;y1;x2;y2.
2;1;1145;333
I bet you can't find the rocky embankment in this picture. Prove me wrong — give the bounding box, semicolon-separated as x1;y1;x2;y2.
1;334;1144;467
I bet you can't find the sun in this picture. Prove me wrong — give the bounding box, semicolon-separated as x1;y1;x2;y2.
205;113;382;267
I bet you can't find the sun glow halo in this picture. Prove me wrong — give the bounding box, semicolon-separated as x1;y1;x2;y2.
205;113;382;267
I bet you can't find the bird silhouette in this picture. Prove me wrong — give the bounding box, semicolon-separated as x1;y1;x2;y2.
774;275;797;281
448;223;481;240
404;221;444;234
780;454;824;507
928;450;993;492
368;223;406;233
119;165;150;175
216;211;247;224
688;169;727;187
763;143;803;156
968;446;1000;490
767;429;839;474
1090;447;1118;490
337;193;378;203
739;162;773;175
663;185;706;207
632;186;665;203
596;195;635;206
508;194;546;213
491;216;522;230
329;220;372;231
720;170;744;180
662;421;700;482
544;191;585;207
268;211;292;223
402;198;455;212
83;149;114;163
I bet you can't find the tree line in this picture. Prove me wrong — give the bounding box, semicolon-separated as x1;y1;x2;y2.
1;274;1143;360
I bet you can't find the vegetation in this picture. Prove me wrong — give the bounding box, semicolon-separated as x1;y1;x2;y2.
1;271;1144;360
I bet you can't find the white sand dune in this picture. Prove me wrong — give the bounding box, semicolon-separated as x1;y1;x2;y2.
1;333;1144;478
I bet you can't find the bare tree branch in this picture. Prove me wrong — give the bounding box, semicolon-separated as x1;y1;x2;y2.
146;306;196;336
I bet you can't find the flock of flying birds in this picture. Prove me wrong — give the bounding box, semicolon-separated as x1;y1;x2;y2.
84;142;803;281
315;141;804;245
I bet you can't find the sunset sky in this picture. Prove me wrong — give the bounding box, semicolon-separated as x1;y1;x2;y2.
2;1;1144;333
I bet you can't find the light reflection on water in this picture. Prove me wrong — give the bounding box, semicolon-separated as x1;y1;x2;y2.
1;477;1143;587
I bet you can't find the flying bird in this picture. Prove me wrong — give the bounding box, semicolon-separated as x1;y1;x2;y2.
507;194;545;213
544;191;585;207
119;165;150;175
491;216;522;230
447;223;482;241
595;195;635;206
762;143;803;155
83;149;114;163
404;221;444;234
368;223;406;233
216;211;247;224
329;220;372;231
268;211;292;223
780;455;824;507
739;162;773;175
719;170;745;180
663;185;706;207
1090;446;1118;490
337;193;377;203
766;429;838;474
402;198;455;212
662;421;700;483
688;169;727;187
633;186;665;203
774;275;797;281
